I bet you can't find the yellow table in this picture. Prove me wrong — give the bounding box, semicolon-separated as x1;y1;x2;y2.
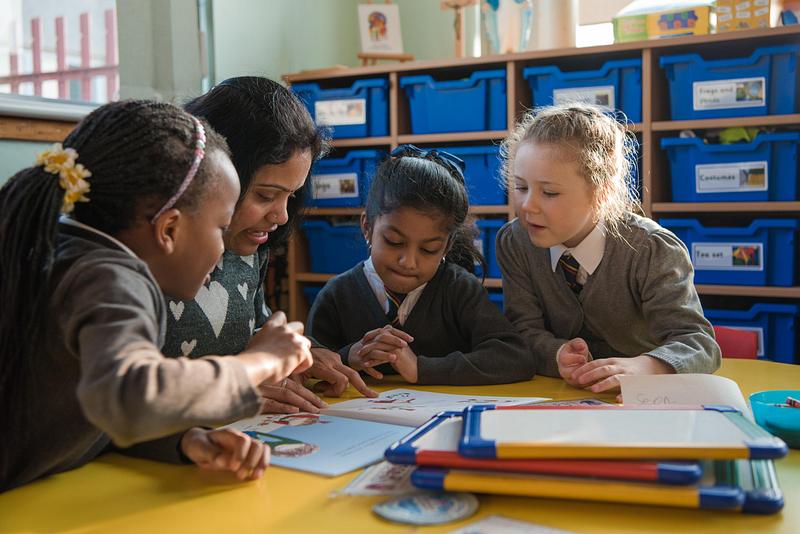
1;359;798;534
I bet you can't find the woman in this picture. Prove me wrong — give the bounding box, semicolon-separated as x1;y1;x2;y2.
163;77;375;413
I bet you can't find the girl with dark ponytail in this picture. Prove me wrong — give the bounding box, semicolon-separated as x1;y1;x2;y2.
0;100;313;492
307;145;535;386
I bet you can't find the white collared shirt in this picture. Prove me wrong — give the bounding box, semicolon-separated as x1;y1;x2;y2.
549;223;606;285
363;257;426;326
59;216;139;259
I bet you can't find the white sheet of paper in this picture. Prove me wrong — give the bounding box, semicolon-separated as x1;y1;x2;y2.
322;389;549;427
618;374;751;419
447;515;575;534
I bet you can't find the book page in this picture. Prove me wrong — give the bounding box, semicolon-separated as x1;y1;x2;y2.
322;389;549;427
225;413;410;477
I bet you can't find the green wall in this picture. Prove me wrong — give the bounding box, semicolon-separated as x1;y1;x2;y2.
0;140;53;186
212;0;478;83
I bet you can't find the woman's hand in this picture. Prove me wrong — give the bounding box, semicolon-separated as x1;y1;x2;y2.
258;377;328;414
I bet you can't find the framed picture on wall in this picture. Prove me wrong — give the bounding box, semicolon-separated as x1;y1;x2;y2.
357;3;404;54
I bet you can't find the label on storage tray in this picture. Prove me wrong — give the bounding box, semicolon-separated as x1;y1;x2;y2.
553;85;615;109
695;161;768;193
693;77;765;111
311;173;359;199
315;98;367;126
692;242;763;271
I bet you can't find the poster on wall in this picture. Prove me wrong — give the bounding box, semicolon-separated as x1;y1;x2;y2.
357;3;404;54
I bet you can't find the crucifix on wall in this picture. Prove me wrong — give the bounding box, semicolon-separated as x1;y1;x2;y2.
440;0;479;58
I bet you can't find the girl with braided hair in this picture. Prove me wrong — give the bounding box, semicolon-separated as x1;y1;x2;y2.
0;100;312;492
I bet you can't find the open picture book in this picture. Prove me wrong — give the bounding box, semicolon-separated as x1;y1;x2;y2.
224;389;548;477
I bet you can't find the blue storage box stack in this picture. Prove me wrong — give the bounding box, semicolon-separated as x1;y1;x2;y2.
523;59;643;123
308;150;385;208
292;78;389;138
705;303;799;364
438;145;505;205
475;219;506;279
302;221;369;273
399;70;507;134
660;218;800;287
662;133;800;202
659;45;800;120
488;290;504;312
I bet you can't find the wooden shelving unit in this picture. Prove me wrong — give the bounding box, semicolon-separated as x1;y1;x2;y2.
285;26;800;322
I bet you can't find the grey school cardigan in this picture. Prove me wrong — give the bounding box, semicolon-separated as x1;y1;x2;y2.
496;214;721;377
307;262;536;385
1;224;261;492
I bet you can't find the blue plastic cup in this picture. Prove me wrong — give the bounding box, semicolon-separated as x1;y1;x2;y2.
750;389;800;448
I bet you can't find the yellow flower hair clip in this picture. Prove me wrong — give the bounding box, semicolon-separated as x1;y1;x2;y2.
35;143;92;214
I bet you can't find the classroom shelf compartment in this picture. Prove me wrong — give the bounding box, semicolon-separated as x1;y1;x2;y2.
660;218;800;287
523;58;643;123
308;149;386;208
399;69;507;134
659;44;800;120
302;220;369;274
705;303;799;364
292;78;389;138
438;145;506;206
662;132;800;202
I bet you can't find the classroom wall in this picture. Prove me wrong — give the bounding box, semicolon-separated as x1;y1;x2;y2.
211;0;479;83
0;140;53;186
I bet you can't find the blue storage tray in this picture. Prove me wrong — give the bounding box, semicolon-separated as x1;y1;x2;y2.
475;219;506;279
705;303;799;364
302;221;369;274
660;218;800;287
523;59;642;123
292;78;389;138
308;149;385;207
399;70;507;134
660;45;800;120
662;133;800;202
488;290;504;312
439;145;505;206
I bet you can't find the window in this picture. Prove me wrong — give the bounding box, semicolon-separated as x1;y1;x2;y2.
0;0;118;104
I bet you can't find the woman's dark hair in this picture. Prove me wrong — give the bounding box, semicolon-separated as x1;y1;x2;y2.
0;100;229;480
364;154;485;274
184;76;330;248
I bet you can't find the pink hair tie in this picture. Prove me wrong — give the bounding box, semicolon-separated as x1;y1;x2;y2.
150;116;207;223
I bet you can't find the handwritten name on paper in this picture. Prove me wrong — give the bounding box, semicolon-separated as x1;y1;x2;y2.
619;374;751;418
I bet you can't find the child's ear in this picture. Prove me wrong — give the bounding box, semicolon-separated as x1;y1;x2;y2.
360;213;372;246
152;208;183;254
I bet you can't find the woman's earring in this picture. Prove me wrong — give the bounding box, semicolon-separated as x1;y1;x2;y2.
441;256;446;264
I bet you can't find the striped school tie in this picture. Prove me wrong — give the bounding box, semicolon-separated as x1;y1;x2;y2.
558;253;583;294
385;288;407;326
